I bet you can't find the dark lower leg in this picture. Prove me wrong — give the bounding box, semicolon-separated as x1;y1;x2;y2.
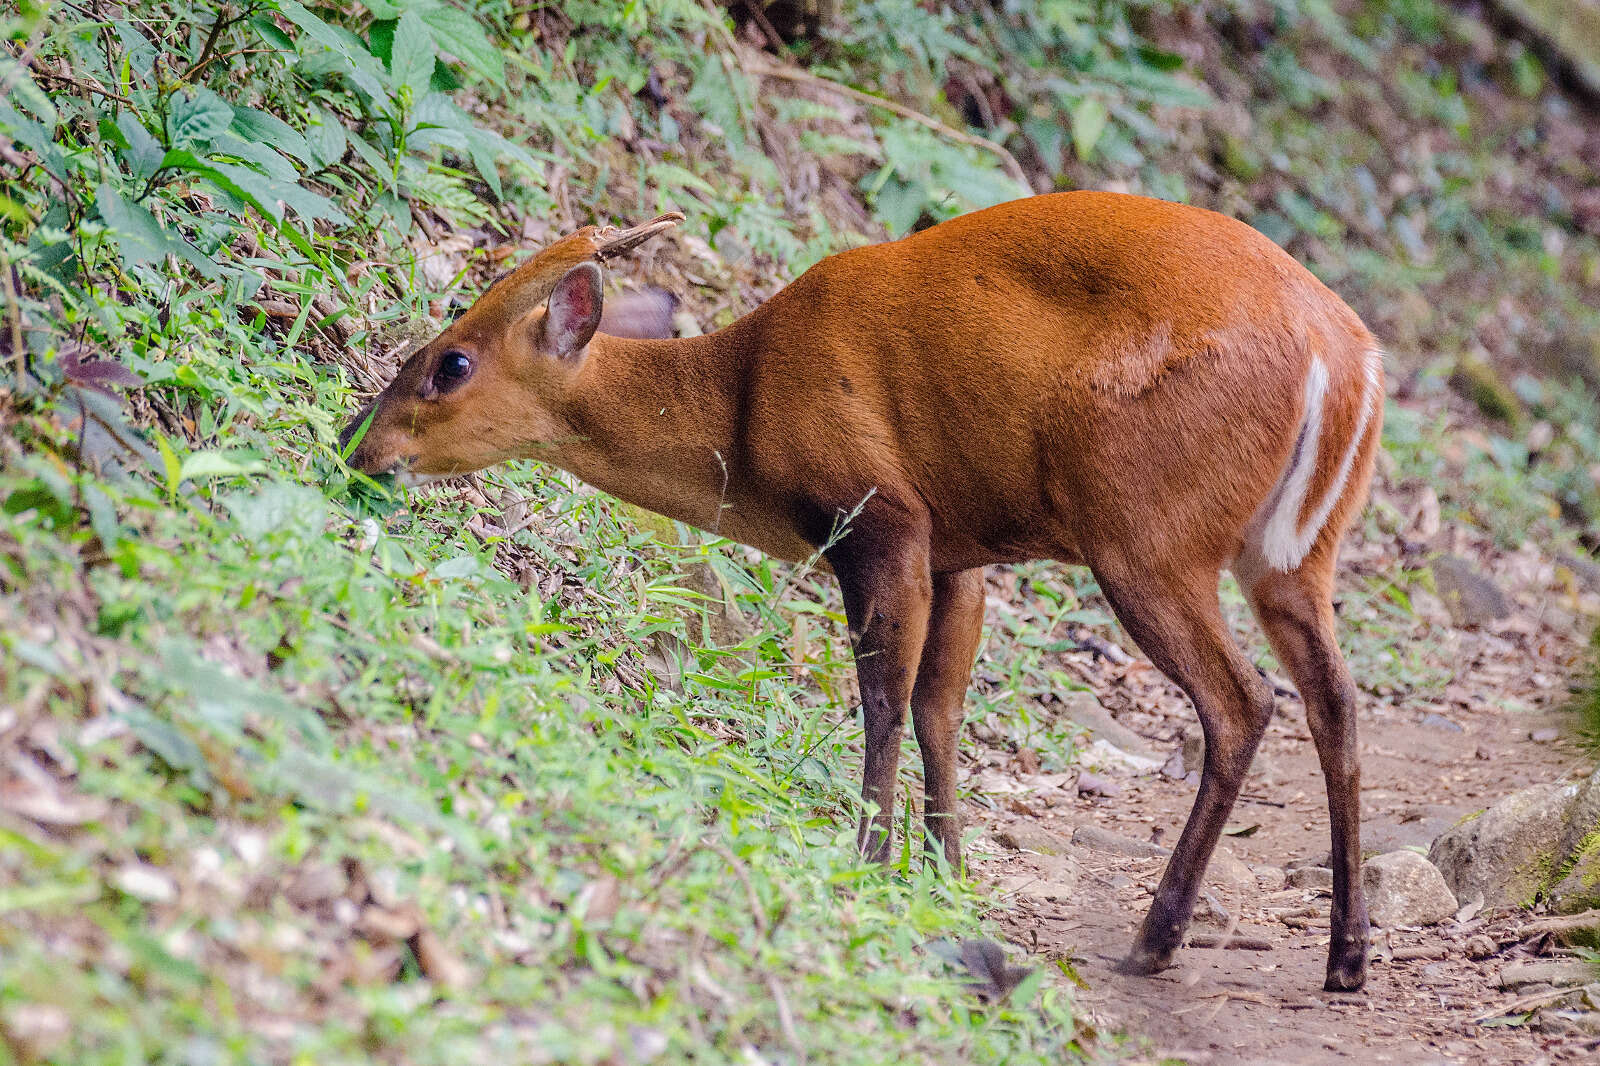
1091;568;1274;974
1247;567;1368;991
911;568;985;871
828;518;934;865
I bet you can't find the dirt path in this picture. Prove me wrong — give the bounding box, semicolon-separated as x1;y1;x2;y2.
968;525;1598;1063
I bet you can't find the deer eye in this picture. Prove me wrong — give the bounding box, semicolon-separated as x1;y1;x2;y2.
432;350;473;393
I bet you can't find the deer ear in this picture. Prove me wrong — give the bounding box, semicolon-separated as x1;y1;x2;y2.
539;262;603;360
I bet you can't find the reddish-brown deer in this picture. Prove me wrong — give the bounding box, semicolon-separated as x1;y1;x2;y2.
341;192;1383;991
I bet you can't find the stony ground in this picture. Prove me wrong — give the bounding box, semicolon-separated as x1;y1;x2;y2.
958;395;1600;1063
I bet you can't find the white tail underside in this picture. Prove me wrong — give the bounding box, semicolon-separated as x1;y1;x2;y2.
1254;348;1383;573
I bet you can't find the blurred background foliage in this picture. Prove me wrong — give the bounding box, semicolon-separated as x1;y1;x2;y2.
2;0;1600;1061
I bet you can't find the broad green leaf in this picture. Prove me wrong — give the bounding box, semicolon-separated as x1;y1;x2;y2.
390;10;436;99
305;110;348;169
168;87;235;150
178;451;268;482
224;482;330;545
114;113;164;178
94;185;218;280
423;5;504;86
274;0;387;99
231;107;313;166
1070;96;1108;162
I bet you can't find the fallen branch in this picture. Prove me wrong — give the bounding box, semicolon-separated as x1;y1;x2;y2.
1188;933;1275;951
1474;981;1600;1024
745;61;1032;190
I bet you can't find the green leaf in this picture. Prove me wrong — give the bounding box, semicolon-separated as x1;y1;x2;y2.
305;110;348;169
114;112;164;179
178;451;268;482
231;107;313;167
93;185;218;280
275;0;387;99
390;10;436;99
1070;97;1108;162
154;434;181;502
168;87;235;150
422;5;504;86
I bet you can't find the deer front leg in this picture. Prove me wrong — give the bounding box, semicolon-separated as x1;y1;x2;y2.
826;514;934;864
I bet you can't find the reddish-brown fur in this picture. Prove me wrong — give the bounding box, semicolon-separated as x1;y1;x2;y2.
342;191;1383;991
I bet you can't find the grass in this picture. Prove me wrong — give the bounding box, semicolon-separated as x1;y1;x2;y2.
0;429;1087;1063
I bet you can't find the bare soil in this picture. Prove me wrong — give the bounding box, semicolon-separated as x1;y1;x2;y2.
967;487;1599;1063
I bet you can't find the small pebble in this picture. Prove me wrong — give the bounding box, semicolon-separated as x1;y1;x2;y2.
1529;728;1561;743
1075;770;1121;798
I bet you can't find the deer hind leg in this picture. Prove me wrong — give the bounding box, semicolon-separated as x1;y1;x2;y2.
910;567;986;872
1090;559;1276;976
1242;549;1369;991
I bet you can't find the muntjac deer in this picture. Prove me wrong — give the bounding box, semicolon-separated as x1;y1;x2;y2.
341;192;1384;991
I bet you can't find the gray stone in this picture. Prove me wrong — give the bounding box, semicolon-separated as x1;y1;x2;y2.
1557;765;1600;864
994;854;1083;904
1361;850;1457;928
1431;555;1509;628
1059;691;1155;760
1428;782;1578;910
994;824;1073;857
1070;824;1171;859
1206;847;1257;889
1287;866;1334;892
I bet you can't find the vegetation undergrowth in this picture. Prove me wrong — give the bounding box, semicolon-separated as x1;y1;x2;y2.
3;0;1600;1061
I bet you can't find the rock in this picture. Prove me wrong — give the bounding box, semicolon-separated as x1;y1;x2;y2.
1254;865;1287;892
1193;889;1230;926
1361;850;1457;928
1287;866;1334;892
1418;712;1464;733
1530;727;1562;743
1498;959;1596;991
1181;727;1204;774
1060;691;1155;760
1545;838;1600;914
995;856;1083;904
1464;934;1498;959
1557;765;1600;863
994;824;1073;856
1074;770;1121;798
1428;782;1578;909
1070;824;1171;859
1078;739;1164;776
1430;554;1510;629
1207;847;1258;889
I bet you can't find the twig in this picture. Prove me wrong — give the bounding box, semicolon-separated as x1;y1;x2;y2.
1513;908;1600;935
740;0;787;54
1;251;23;385
1187;933;1275;951
1474;981;1600;1023
32;69;133;105
745;61;1032;190
182;48;278;82
0;22;48;105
